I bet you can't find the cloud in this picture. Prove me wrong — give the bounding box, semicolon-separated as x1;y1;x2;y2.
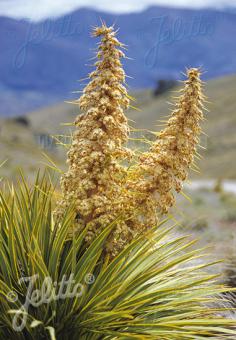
0;0;235;21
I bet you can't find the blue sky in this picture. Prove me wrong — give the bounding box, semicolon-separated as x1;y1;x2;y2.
0;0;236;21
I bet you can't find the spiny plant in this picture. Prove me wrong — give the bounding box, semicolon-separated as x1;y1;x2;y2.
0;174;236;339
1;23;236;340
55;24;205;257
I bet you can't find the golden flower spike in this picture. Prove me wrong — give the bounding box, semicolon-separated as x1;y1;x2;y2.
54;24;133;254
130;68;205;223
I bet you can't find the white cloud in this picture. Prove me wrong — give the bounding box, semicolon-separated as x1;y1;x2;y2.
0;0;235;21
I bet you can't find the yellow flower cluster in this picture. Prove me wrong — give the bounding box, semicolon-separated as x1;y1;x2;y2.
129;68;204;224
55;24;205;257
55;24;134;249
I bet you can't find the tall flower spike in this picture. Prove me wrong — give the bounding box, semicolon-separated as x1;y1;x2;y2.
55;28;205;258
55;24;133;247
129;68;204;222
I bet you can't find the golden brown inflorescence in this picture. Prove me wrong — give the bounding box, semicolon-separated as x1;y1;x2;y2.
55;24;205;257
128;68;204;225
55;24;134;249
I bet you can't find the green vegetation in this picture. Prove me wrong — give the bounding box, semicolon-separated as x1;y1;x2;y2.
0;174;236;339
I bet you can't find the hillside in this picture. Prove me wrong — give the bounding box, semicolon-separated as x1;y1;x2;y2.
0;73;235;181
0;6;236;116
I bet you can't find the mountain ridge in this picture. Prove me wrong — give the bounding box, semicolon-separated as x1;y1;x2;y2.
0;6;236;116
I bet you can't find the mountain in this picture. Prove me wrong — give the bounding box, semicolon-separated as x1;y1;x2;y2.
0;6;236;116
